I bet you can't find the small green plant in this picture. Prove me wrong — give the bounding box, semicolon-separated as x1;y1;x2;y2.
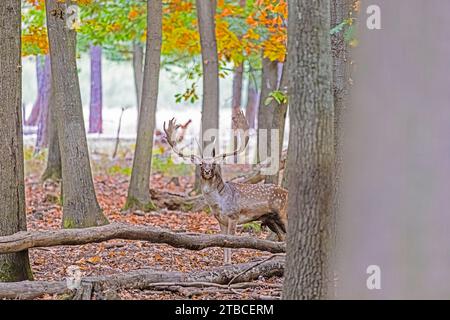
242;221;262;233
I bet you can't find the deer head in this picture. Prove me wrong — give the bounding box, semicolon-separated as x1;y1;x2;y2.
163;111;250;180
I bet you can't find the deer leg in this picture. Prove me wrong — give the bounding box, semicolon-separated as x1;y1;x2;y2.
218;220;230;264
225;218;237;264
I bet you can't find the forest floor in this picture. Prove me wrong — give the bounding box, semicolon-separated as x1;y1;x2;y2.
22;143;283;300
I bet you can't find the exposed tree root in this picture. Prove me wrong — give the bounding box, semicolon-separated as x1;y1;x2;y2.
0;256;284;299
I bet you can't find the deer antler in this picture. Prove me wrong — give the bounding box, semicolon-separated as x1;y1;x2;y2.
163;118;202;163
213;110;250;162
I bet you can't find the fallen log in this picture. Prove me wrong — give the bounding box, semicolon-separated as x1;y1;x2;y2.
0;222;285;254
0;256;285;299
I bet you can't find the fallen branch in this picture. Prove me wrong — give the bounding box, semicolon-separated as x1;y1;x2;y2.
0;222;285;254
0;256;284;299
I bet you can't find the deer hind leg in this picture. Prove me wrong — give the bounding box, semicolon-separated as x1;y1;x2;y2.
261;211;287;242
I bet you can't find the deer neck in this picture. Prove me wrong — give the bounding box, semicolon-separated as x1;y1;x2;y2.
201;170;227;197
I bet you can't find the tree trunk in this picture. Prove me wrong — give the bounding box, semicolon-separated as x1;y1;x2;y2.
88;44;103;134
41;88;62;182
282;0;334;300
26;55;44;126
194;0;220;190
45;0;108;228
125;0;162;211
265;62;288;185
257;57;278;163
231;63;243;162
245;80;259;130
132;42;144;114
35;55;52;152
0;0;33;282
330;0;352;296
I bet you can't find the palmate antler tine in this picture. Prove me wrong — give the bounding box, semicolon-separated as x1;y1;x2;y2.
213;110;250;162
163;118;201;162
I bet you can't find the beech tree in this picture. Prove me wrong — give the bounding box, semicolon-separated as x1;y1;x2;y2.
283;0;335;299
35;55;51;152
193;0;220;190
41;88;61;182
0;0;33;281
88;44;103;134
125;0;162;210
45;0;108;228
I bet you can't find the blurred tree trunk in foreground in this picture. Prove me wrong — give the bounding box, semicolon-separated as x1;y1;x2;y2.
336;0;450;299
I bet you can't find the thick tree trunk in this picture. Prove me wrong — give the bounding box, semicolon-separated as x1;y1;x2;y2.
88;44;103;134
35;55;52;151
125;0;162;211
265;62;288;185
0;257;284;299
257;57;278;163
245;80;259;130
26;55;44;126
194;0;220;190
45;0;108;228
283;0;334;300
41;88;62;182
132;42;144;114
0;0;33;282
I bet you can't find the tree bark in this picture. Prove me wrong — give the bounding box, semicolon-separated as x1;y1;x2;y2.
0;256;284;299
26;55;44;126
88;44;103;134
41;88;62;182
245;80;259;130
0;222;285;255
132;42;144;114
265;62;288;185
194;0;220;190
45;0;108;228
0;0;33;282
125;0;162;211
257;57;278;163
283;0;334;300
35;55;52;152
330;0;352;296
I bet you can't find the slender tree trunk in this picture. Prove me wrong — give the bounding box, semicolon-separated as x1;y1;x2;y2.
245;80;259;130
257;57;278;163
282;0;334;300
132;42;144;114
125;0;162;211
88;44;103;134
194;0;220;190
0;0;33;282
41;88;62;182
35;55;52;152
45;0;108;228
26;55;44;126
265;62;288;185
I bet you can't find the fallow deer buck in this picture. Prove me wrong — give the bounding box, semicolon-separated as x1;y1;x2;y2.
164;111;288;264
